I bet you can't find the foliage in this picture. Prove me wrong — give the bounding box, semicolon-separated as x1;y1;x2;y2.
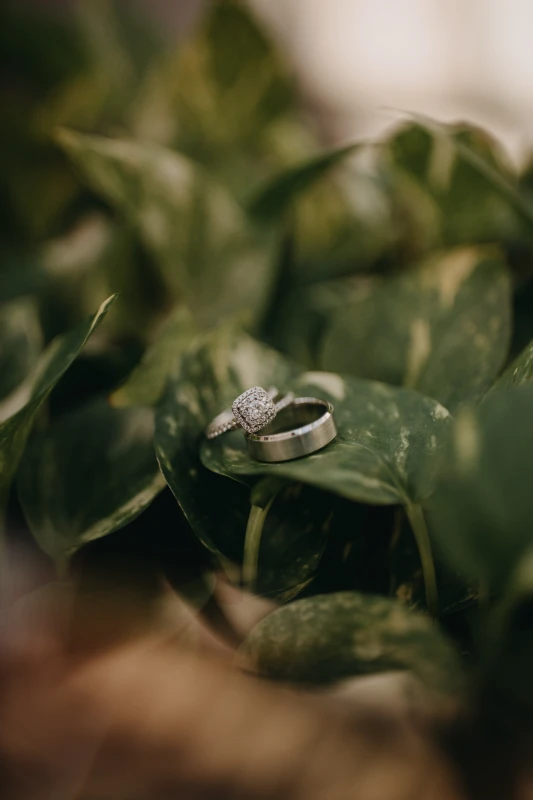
3;0;533;724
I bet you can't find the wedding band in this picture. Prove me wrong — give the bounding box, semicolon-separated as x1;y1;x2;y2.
205;386;294;439
245;397;337;462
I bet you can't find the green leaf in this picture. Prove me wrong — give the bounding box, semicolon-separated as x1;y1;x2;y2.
155;323;295;562
37;214;156;341
201;360;452;614
244;481;335;599
37;0;160;136
248;143;359;222
242;591;462;692
399;116;533;237
111;306;198;408
390;508;478;616
0;295;117;519
321;246;511;410
0;297;42;402
132;0;292;160
202;370;451;507
76;0;159;87
274;277;377;367
18;397;165;565
492;338;533;391
271;151;438;288
428;386;533;588
57;130;277;327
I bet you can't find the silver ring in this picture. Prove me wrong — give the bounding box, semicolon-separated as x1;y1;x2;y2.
245;397;337;462
205;386;294;439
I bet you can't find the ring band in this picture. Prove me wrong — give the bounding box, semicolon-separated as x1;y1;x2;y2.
245;397;337;462
205;386;294;439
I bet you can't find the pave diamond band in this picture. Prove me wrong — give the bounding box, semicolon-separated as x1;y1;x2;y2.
205;386;294;439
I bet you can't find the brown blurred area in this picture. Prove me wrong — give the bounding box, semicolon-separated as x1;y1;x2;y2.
0;555;467;800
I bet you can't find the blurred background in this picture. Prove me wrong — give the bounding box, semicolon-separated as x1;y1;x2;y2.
14;0;533;165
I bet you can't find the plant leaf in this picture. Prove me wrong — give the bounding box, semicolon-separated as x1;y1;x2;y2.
201;364;451;614
402;115;533;235
248;143;359;222
0;295;117;518
18;397;165;565
320;246;511;410
492;338;533;392
242;591;462;691
57;130;277;327
389;509;478;615
155;323;296;561
428;386;533;587
111;306;198;408
202;369;451;507
0;297;42;402
37;214;156;341
245;481;335;599
133;0;292;156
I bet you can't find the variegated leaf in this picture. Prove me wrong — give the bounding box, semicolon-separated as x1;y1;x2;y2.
321;246;511;410
0;296;117;520
154;323;296;563
111;306;198;408
18;397;165;565
57;130;277;328
243;591;462;692
202;369;451;507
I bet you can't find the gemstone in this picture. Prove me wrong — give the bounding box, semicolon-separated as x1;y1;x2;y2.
232;387;276;434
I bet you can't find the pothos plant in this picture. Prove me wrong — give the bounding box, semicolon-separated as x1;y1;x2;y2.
3;0;533;761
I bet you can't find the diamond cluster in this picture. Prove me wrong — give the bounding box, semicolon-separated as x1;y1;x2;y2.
232;386;276;434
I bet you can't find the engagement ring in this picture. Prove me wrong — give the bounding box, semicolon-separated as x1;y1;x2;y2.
205;386;294;439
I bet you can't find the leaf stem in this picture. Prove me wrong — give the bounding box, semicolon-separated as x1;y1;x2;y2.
242;497;275;591
406;502;439;616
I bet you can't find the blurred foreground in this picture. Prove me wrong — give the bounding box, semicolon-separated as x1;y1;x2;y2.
0;555;466;800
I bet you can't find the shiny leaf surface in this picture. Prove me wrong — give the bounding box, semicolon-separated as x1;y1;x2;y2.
18;397;165;564
321;246;511;410
243;591;462;691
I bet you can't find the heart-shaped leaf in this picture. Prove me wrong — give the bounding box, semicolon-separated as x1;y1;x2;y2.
243;591;462;692
157;325;450;610
201;359;452;614
0;295;116;526
428;386;533;588
397;116;533;237
243;480;338;600
18;397;165;565
57;130;277;327
202;370;451;507
111;306;198;408
155;323;296;562
321;246;511;410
